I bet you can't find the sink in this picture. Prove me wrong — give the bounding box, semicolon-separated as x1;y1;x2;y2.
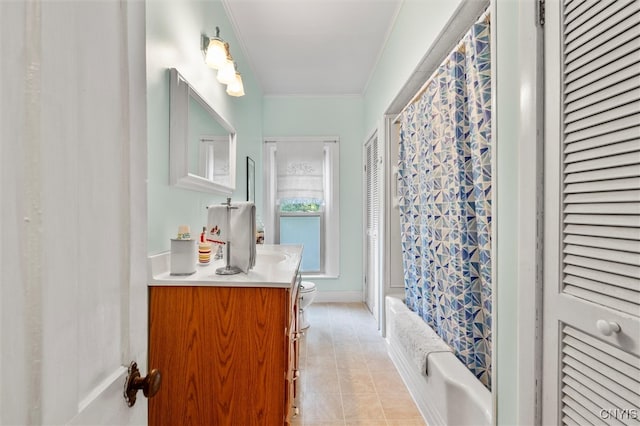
256;252;288;265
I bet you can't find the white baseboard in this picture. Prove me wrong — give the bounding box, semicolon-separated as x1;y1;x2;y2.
314;291;362;303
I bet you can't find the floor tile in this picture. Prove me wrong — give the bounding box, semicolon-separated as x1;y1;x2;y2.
337;368;375;394
300;392;344;422
299;302;426;426
341;393;385;420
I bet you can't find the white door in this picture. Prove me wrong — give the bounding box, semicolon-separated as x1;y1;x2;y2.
0;1;149;424
542;0;640;424
364;134;380;317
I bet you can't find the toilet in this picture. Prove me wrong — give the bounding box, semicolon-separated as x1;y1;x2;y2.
298;281;317;330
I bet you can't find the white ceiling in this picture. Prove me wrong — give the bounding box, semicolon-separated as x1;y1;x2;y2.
222;0;403;96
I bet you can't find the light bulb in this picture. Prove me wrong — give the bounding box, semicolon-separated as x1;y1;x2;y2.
226;72;245;97
217;59;236;85
205;39;227;69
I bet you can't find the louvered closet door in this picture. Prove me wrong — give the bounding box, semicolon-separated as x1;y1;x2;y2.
543;0;640;424
365;135;380;316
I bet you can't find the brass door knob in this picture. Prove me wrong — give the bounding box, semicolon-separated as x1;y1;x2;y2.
124;361;162;407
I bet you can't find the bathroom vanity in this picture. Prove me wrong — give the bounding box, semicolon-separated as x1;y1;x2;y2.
147;244;303;425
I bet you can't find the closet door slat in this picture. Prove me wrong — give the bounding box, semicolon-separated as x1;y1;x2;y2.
564;151;640;173
564;254;639;279
564;280;639;316
564;265;639;292
565;140;639;163
565;89;640;125
565;177;640;194
564;0;632;40
565;4;640;60
563;336;639;380
565;62;640;101
564;234;640;253
565;77;640;116
564;114;640;145
562;416;581;426
564;164;640;183
564;244;639;266
565;326;640;368
568;1;635;39
563;364;638;412
562;403;597;426
562;331;640;405
565;31;640;85
563;224;640;240
564;0;587;19
564;189;640;203
564;66;640;105
564;0;608;28
564;0;587;18
564;213;640;228
565;101;640;134
563;394;603;425
563;377;629;426
563;202;640;215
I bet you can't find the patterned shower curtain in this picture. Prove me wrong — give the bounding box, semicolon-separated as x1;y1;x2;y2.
397;17;492;389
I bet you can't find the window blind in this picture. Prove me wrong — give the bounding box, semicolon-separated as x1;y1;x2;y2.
276;140;324;202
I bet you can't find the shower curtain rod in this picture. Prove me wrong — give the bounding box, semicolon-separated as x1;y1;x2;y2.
393;10;490;125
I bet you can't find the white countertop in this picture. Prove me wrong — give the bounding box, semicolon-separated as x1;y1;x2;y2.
148;244;303;287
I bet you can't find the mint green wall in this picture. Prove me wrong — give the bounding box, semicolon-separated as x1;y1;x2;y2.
262;96;365;293
146;0;263;253
363;0;462;132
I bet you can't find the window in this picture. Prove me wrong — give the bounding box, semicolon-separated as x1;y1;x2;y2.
263;137;339;277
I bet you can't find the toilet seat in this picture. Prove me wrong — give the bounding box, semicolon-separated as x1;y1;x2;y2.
299;281;316;293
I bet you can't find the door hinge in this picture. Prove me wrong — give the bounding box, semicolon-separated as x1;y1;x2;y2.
538;0;545;26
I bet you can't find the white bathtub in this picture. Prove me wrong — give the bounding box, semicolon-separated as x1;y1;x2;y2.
385;295;492;426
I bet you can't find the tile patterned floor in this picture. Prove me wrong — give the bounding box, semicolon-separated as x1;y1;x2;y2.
292;302;427;426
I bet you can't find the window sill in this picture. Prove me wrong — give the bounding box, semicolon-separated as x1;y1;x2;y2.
301;273;338;280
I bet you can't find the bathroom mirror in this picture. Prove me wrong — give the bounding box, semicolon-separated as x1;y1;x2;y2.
169;68;236;194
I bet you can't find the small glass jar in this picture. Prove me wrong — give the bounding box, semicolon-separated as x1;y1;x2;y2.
256;219;265;244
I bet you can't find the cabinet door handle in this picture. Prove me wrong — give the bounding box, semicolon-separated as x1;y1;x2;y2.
124;361;162;407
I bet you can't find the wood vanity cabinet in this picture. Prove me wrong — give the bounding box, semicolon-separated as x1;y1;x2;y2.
149;275;300;425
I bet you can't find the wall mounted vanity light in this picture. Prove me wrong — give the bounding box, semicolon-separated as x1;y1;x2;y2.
226;67;245;97
202;27;245;97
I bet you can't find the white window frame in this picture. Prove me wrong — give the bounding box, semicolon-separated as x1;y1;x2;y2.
263;136;340;278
